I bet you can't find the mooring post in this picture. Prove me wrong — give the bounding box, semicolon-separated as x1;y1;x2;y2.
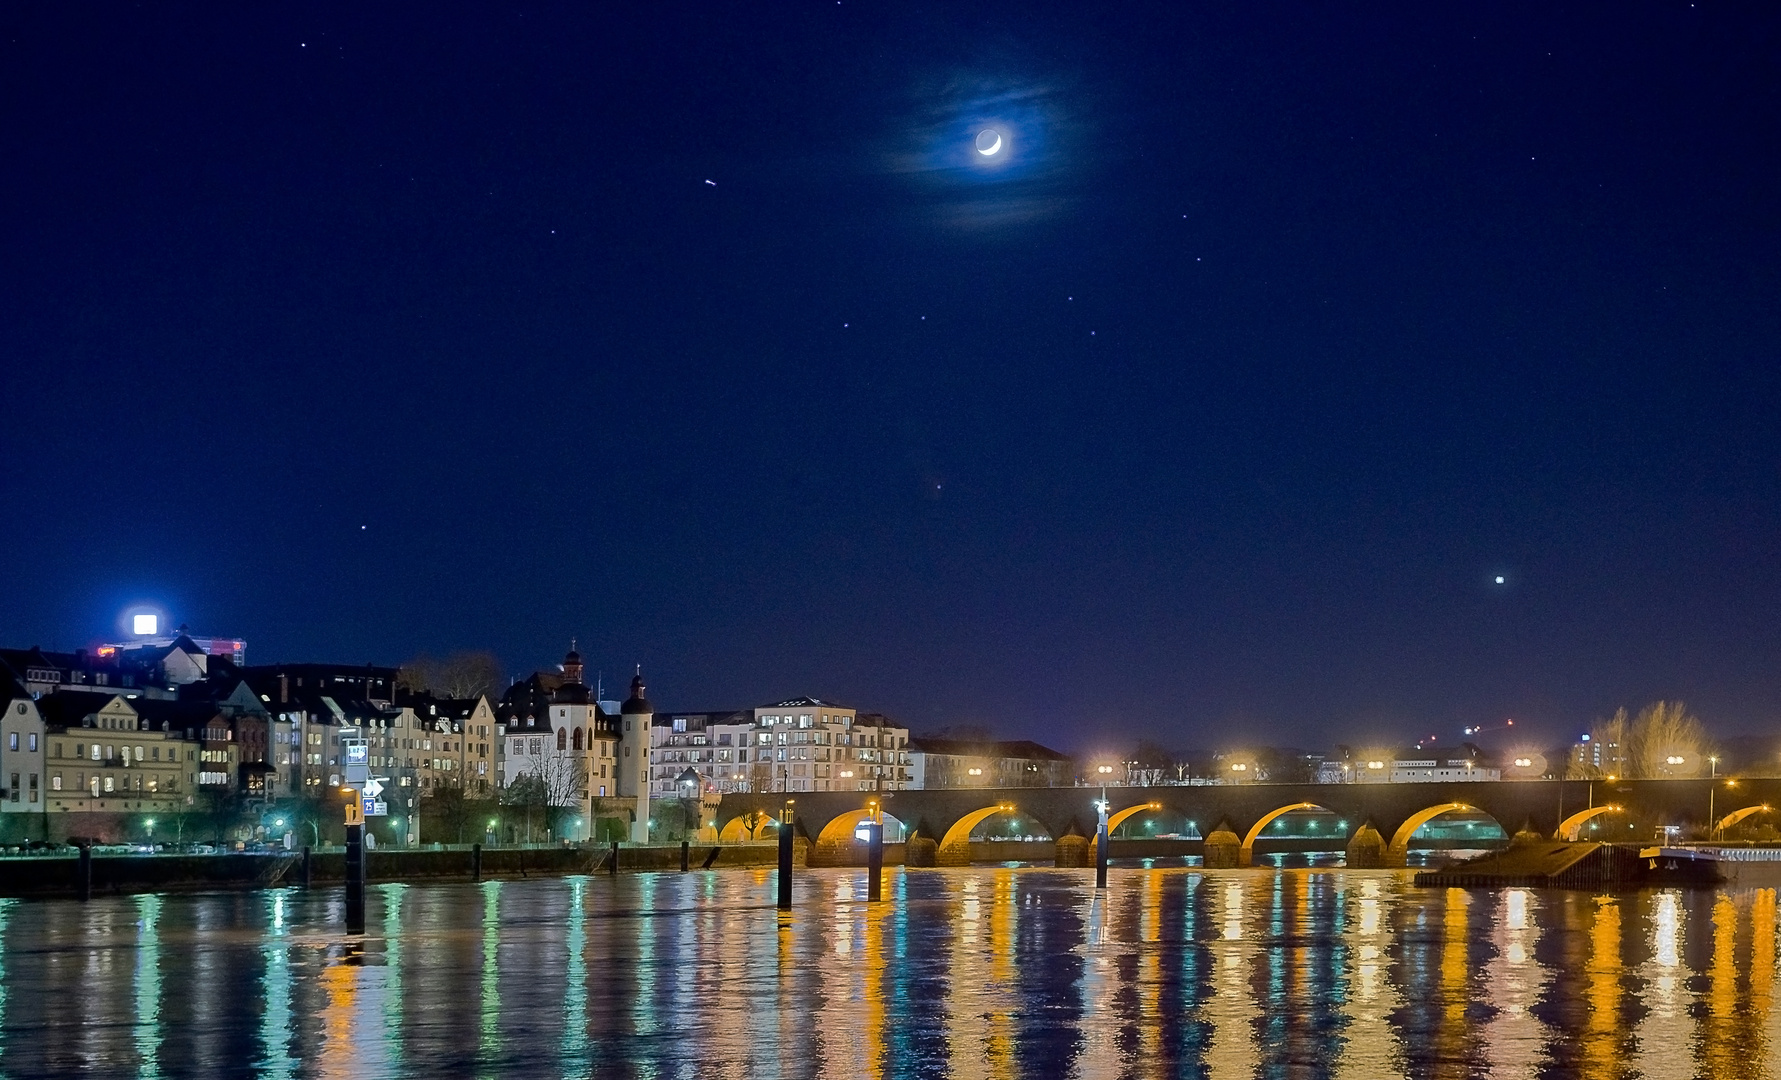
867;819;884;902
77;842;93;902
1096;801;1110;890
609;840;619;876
680;839;690;872
344;822;366;934
777;819;795;910
471;842;482;882
301;845;312;889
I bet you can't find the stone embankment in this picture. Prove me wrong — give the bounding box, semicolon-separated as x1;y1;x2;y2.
0;841;793;900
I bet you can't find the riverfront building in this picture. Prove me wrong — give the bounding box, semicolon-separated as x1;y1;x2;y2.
646;698;913;796
906;737;1073;789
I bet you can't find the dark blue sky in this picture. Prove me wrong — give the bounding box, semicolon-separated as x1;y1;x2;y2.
3;4;1778;755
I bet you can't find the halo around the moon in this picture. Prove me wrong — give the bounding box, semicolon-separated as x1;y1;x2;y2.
975;128;1002;156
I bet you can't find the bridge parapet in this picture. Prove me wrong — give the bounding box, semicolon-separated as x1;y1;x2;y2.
713;777;1781;868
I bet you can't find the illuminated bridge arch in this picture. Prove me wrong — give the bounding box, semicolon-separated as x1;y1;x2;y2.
1240;802;1326;856
935;804;1017;867
1554;805;1616;842
814;808;907;847
1717;805;1773;834
717;813;780;843
1095;802;1162;851
803;807;909;866
1388;802;1499;856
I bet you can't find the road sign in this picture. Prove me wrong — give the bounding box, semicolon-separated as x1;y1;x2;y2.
363;797;388;818
362;777;385;799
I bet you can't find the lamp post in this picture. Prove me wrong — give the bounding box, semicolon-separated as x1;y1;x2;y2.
1712;778;1739;841
1708;757;1720;840
1095;763;1113;889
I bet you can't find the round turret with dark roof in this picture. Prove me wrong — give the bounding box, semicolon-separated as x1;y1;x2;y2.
553;646;590;704
622;670;653;715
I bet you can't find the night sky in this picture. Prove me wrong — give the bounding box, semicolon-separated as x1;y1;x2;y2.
4;5;1779;755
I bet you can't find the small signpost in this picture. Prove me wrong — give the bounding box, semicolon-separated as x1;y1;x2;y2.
341;732;369;934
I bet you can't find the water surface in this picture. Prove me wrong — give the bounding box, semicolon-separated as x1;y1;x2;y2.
0;867;1777;1078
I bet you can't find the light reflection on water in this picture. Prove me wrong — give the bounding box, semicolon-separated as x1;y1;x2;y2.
0;868;1779;1078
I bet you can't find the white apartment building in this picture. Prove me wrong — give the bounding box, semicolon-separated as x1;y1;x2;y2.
1369;743;1499;783
649;710;757;796
649;697;914;795
750;698;911;794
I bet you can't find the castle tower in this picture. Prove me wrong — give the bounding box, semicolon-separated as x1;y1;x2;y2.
620;668;654;843
550;645;593;841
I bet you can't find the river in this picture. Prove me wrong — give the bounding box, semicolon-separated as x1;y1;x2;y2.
0;865;1775;1078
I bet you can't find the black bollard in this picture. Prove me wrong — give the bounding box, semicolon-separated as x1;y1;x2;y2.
78;843;93;901
1096;819;1110;890
471;842;482;883
302;845;312;889
867;819;883;902
609;840;619;876
777;822;794;910
680;839;690;872
344;823;366;934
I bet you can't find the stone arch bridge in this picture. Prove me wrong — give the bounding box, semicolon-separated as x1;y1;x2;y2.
714;777;1781;869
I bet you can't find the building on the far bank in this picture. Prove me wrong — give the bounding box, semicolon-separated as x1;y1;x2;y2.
1349;743;1498;783
907;737;1073;789
748;700;912;794
649;710;758;796
0;669;46;833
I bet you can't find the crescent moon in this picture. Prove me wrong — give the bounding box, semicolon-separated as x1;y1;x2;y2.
976;130;1002;156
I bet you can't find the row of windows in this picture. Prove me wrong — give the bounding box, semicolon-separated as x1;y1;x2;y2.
49;772;182;794
5;772;38;803
53;742;194;764
6;732;38;752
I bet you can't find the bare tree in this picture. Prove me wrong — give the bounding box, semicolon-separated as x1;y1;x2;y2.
429;785;476;844
1577;702;1708;779
740;808;772;840
538;744;587;809
750;755;775;794
399;651;504;699
1630;701;1707;778
502;775;548;843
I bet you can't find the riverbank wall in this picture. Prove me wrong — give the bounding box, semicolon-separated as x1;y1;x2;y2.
0;841;801;899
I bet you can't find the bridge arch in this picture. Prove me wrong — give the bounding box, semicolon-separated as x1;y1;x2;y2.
717;813;778;843
1387;802;1502;858
1240;802;1325;855
1716;805;1773;834
807;808;909;867
1095;802;1162;850
935;803;1016;867
1554;805;1616;841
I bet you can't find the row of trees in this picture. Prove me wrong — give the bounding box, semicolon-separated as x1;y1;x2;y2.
1568;700;1712;779
1101;700;1738;784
